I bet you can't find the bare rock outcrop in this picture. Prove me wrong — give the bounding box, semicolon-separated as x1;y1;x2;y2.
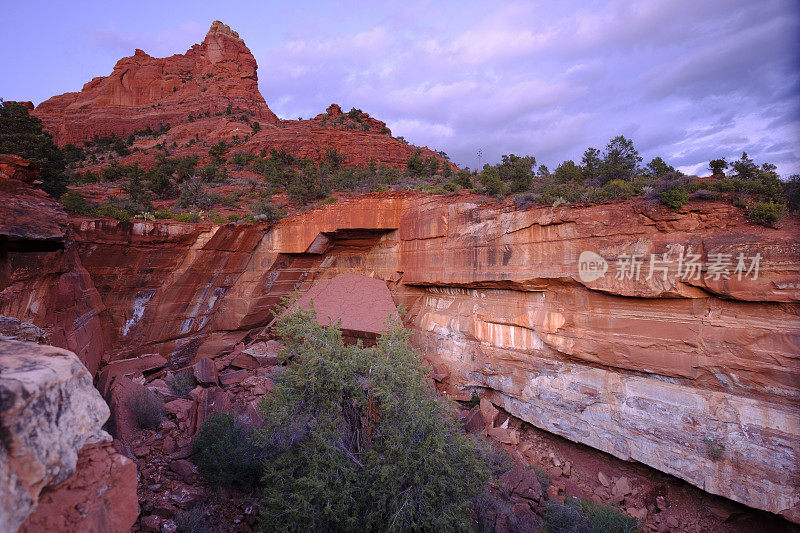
0;339;135;532
34;21;279;146
32;24;453;171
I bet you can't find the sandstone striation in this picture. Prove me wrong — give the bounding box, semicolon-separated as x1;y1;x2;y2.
55;194;800;522
0;156;106;373
1;180;798;520
34;21;279;146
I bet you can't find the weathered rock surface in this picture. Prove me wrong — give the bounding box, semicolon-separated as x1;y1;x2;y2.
0;157;106;373
18;441;138;533
2;187;798;521
34;21;279;146
0;340;114;532
0;315;48;343
0;154;66;244
281;273;398;339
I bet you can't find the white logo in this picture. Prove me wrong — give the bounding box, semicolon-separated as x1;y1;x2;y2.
578;250;608;282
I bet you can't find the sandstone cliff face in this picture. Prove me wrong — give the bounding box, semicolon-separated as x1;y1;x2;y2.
34;21;279;146
0;156;106;373
54;194;800;522
0;339;135;532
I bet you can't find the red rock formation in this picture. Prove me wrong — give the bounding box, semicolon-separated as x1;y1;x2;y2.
34;21;279;146
2;168;798;520
18;441;138;533
57;194;800;522
0;155;107;373
32;23;453;171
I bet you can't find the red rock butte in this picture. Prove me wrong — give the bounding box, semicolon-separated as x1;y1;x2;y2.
33;21;453;170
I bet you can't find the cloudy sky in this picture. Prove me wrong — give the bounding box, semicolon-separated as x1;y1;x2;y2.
3;0;799;175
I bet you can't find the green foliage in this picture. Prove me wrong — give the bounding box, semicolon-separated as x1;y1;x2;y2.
347;107;363;121
599;135;641;184
581;147;602;182
121;175;154;214
256;307;489;532
785;175;800;211
62;143;86;164
209;141;229;164
93;204;132;221
732;152;758;180
174;505;213;533
173;212;201;223
128;387;164;430
660;188;689;210
0;100;68;197
709;158;728;176
644;156;674;178
194;412;264;490
480;166;504;197
178;178;212;209
497;154;536;193
746;201;786;227
406;149;426;177
61;190;92;214
703;437;726;460
230;151;256;166
554;160;583;183
170;369;197;396
251;198;287;222
545;498;642;533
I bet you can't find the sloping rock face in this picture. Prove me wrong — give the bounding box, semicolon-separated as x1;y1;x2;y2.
0;156;106;373
34;21;279;146
59;194;800;521
0;340;135;532
0;154;65;244
284;273;398;339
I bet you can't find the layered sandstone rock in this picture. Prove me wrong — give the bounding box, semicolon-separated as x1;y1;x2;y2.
33;24;452;170
58;194;799;521
1;184;797;520
0;156;106;372
0;340;119;532
34;21;279;146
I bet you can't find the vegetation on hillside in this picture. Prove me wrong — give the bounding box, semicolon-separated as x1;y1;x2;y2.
3;99;792;227
0;100;68;197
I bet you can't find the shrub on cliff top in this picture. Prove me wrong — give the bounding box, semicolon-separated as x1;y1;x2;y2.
255;305;489;532
659;188;689;210
746;201;786;228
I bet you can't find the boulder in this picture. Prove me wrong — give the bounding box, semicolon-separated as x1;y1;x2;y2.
190;387;233;433
193;357;219;385
0;340;112;532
